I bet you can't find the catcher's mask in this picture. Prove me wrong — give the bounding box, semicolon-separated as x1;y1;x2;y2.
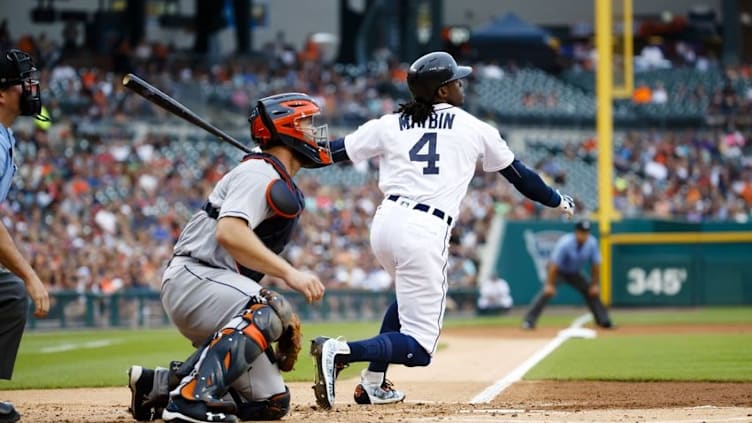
249;93;332;168
407;51;472;103
0;49;43;119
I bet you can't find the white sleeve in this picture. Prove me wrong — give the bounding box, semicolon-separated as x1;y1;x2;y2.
479;124;515;172
343;118;384;164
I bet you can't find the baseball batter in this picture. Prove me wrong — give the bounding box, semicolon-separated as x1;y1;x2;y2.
127;93;331;423
311;51;575;409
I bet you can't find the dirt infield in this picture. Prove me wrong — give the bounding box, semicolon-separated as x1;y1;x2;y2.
4;323;751;422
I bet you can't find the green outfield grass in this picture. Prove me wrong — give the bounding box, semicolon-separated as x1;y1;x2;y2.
444;306;752;328
467;306;752;382
1;307;750;389
1;322;380;389
524;333;752;381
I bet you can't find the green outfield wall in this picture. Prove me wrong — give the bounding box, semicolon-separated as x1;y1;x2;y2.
495;219;752;307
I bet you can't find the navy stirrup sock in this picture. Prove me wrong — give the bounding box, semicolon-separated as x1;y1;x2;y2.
347;332;431;368
363;300;402;373
379;301;401;334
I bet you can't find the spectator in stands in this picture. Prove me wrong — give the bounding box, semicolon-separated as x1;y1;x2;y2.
479;60;504;79
635;39;671;71
652;81;668;104
477;273;513;315
0;26;750;309
632;81;652;104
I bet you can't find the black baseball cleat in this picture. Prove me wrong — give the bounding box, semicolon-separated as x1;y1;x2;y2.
0;402;20;423
162;396;238;423
599;321;616;329
128;365;157;421
521;320;535;330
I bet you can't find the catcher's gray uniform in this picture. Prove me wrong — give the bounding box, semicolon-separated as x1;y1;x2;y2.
132;92;328;422
161;156;290;401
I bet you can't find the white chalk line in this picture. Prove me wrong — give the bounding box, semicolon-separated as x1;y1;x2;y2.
414;414;752;423
39;339;116;353
468;313;594;404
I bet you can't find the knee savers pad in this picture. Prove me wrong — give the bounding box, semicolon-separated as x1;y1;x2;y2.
403;339;431;367
384;332;431;367
179;304;285;403
236;386;291;421
242;303;285;343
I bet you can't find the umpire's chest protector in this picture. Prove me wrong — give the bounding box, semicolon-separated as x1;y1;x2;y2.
237;153;304;281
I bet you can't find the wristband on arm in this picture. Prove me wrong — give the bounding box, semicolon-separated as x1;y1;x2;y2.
327;138;350;163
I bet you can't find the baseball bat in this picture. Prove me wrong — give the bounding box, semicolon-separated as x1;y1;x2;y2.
122;73;252;154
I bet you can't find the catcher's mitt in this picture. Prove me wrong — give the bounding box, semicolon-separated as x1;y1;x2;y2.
260;288;302;372
275;312;301;372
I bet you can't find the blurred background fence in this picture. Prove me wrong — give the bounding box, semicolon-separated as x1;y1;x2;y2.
28;287;479;329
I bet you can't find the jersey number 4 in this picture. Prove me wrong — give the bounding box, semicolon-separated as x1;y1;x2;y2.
409;132;440;175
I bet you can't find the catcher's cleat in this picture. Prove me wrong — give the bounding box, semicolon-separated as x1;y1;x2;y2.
128;365;157;421
310;336;350;409
0;402;20;423
162;397;238;423
353;370;406;405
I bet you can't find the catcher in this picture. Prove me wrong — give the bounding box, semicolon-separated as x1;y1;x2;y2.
127;92;331;423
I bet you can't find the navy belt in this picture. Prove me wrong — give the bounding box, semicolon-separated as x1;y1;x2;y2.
387;194;453;226
202;201;220;219
170;253;223;270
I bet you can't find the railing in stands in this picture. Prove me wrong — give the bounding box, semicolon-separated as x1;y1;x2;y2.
26;287;482;329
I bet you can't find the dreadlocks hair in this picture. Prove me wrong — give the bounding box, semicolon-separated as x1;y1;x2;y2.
396;99;435;126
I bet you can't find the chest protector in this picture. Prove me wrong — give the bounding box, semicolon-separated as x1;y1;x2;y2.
237;153;304;281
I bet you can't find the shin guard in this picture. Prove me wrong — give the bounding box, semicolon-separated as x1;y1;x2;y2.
175;304;284;406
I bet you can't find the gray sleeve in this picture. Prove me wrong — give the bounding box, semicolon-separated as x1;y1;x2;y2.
217;165;273;228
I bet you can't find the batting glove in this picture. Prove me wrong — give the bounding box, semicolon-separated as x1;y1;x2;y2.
557;190;575;216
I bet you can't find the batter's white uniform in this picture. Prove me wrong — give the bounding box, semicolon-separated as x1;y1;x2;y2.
344;103;515;353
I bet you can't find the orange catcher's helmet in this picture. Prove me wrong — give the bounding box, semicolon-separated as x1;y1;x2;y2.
249;92;332;168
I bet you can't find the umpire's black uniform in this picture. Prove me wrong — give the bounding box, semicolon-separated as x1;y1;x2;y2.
0;271;28;379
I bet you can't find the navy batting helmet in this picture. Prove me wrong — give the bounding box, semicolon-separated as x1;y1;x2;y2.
249;92;332;168
406;51;472;103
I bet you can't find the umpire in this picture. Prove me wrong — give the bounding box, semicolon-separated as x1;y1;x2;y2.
0;49;50;422
522;220;613;329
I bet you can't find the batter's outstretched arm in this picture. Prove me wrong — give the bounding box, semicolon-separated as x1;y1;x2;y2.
326;138;350;163
499;159;561;207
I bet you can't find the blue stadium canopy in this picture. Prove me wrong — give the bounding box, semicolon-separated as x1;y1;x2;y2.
470;12;551;43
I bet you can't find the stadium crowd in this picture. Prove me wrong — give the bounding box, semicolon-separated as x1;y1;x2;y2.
1;27;751;299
